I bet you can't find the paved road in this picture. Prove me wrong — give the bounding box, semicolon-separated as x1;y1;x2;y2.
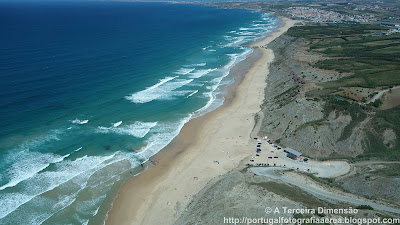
354;161;400;166
251;167;400;215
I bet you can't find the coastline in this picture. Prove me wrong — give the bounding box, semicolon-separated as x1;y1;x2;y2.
106;17;296;225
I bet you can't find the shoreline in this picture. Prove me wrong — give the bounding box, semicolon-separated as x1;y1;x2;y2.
106;17;296;225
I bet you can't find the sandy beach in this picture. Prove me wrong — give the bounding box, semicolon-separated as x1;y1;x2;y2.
106;17;296;225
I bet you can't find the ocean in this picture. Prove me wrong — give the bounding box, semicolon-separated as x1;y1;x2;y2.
0;2;277;224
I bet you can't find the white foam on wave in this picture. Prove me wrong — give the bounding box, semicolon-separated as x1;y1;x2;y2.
186;90;198;98
238;31;256;36
0;193;32;220
224;35;233;40
223;36;246;48
136;116;191;160
172;90;196;97
53;153;71;163
262;16;271;21
188;68;217;79
0;131;63;191
30;191;83;224
186;82;205;87
218;14;276;50
150;76;178;88
208;49;216;52
0;13;279;223
202;45;212;50
97;121;157;138
0;152;109;219
125;77;193;104
71;119;89;125
194;48;253;117
0;126;141;221
192;63;206;67
38;160;127;224
251;26;269;31
0;151;138;221
112;121;122;127
125;76;179;102
175;68;195;75
74;194;107;218
225;49;252;69
93;205;101;216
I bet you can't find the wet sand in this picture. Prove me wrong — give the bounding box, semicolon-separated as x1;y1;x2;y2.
106;17;296;225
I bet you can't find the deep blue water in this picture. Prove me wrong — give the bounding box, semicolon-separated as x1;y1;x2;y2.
0;2;276;224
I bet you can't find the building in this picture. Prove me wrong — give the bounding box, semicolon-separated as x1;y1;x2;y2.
382;23;398;27
285;147;302;159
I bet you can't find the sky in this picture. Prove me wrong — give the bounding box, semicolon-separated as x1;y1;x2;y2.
0;0;278;2
0;0;87;2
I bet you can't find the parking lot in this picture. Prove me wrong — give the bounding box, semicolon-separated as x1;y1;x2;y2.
247;137;350;178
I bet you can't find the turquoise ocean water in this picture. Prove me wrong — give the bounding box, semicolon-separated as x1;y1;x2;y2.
0;2;277;224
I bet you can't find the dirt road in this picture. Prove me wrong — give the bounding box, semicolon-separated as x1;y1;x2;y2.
251;167;400;215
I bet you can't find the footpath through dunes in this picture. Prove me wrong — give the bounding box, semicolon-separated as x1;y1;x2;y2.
251;167;400;215
106;18;297;225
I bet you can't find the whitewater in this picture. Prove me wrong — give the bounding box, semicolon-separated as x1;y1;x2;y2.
0;2;277;224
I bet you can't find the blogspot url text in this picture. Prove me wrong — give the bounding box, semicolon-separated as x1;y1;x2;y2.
223;216;400;225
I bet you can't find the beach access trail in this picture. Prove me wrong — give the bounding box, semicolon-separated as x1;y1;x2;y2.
106;18;297;225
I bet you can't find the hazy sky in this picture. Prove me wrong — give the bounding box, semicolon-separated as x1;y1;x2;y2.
10;0;88;1
0;0;251;2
